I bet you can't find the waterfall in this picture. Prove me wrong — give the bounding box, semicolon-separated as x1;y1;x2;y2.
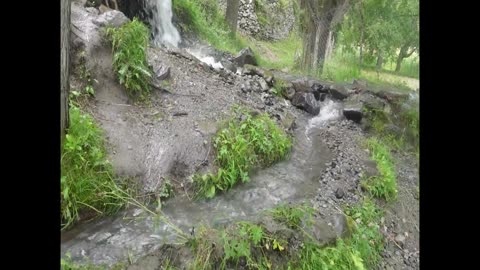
145;0;181;47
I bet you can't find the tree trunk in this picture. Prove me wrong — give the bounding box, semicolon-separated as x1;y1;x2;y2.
61;0;71;147
300;0;317;73
314;10;334;75
395;44;408;72
226;0;240;34
376;52;383;71
358;0;364;67
325;30;334;60
300;0;344;75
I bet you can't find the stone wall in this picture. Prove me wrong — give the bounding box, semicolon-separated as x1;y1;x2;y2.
218;0;295;40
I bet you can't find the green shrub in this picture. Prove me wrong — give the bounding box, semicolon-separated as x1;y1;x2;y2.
61;105;126;229
194;111;291;198
106;18;152;99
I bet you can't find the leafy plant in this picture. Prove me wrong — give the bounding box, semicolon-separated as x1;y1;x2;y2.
106;18;152;99
362;138;398;201
61;105;128;229
270;203;314;229
194;110;291;198
173;0;247;54
289;199;383;270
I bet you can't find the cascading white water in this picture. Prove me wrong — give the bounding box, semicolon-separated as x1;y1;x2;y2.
186;48;225;70
145;0;225;69
146;0;181;47
305;99;343;137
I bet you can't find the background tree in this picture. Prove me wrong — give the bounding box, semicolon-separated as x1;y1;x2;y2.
61;0;71;145
299;0;349;75
338;0;419;72
226;0;240;34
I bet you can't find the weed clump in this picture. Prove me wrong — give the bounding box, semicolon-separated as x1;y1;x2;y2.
61;105;127;230
194;110;291;198
106;18;152;100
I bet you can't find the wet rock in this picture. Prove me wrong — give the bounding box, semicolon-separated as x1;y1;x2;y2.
85;7;100;15
155;66;170;81
373;90;409;104
335;187;344;199
361;92;385;111
312;82;328;93
363;160;379;178
291;92;320;115
302;217;338;246
93;10;130;28
283;84;296;100
259;78;269;91
331;214;352;239
291;80;311;93
329;84;349;100
241;83;251;93
233;47;257;67
220;60;237;73
280;111;296;130
352;79;368;90
319;93;327;102
343;102;363;123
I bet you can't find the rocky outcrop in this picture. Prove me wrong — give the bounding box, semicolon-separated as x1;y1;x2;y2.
71;1;130;65
93;9;129;27
233;47;258;67
217;0;295;40
291;92;320;116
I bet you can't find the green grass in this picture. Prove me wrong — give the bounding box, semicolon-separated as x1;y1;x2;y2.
173;0;247;54
106;18;152;99
194;110;291;198
289;199;383;270
172;0;302;71
61;105;130;230
270;203;314;229
362;138;398;201
188;200;384;270
252;33;303;71
323;51;362;83
190;220;291;270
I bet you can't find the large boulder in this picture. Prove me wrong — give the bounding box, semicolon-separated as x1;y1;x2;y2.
291;92;320;115
301;217;338;246
93;9;130;27
329;83;350;100
342;94;363;123
233;47;258;67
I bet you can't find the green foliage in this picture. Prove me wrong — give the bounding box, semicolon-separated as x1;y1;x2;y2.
159;179;175;200
191;221;287;269
78;50;96;96
173;0;247;53
362;138;398;201
289;199;383;270
187;200;384;270
61;105;127;230
255;33;303;71
339;0;419;75
106;19;152;99
194;110;291;198
322;51;361;83
254;0;268;27
61;253;126;270
270;203;314;229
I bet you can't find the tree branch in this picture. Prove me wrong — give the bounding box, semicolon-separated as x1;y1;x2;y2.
405;47;417;57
